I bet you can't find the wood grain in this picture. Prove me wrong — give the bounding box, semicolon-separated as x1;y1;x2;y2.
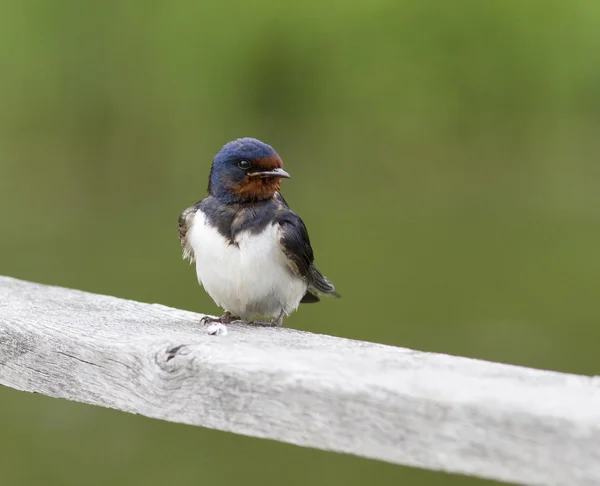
1;276;599;486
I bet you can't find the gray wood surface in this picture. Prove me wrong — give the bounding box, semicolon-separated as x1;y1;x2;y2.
1;276;599;486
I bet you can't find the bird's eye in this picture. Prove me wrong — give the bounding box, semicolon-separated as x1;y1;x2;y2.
237;160;251;170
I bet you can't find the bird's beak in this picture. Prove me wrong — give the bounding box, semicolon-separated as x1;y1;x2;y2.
248;168;291;179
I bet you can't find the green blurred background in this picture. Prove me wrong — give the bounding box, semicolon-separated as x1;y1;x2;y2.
1;0;600;485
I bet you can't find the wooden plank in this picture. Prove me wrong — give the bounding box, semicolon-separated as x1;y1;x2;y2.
0;275;599;486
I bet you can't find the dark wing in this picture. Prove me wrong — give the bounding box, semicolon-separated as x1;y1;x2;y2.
178;204;199;262
277;211;340;303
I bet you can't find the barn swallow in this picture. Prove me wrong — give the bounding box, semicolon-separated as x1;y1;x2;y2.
179;137;339;334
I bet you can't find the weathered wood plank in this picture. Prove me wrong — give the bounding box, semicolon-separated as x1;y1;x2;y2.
0;276;599;486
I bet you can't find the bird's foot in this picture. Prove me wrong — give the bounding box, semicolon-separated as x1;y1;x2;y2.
201;312;239;336
200;311;238;325
247;319;276;327
248;311;286;328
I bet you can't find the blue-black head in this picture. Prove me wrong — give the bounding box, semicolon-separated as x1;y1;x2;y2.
208;138;291;203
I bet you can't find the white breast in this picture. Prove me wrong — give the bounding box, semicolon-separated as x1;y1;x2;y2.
187;210;307;320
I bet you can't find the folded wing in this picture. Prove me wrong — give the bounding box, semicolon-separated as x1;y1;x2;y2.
178;204;199;262
277;210;340;303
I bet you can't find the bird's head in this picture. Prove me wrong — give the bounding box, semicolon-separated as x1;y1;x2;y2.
208;138;290;203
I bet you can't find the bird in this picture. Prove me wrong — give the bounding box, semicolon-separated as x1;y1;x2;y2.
178;137;339;334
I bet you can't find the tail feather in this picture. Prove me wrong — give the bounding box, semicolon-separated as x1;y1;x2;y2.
308;265;340;298
301;291;321;303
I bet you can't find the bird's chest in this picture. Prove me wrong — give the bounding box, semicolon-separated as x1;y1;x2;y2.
188;211;292;310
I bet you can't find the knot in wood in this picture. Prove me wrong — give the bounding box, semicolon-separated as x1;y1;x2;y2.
156;343;190;373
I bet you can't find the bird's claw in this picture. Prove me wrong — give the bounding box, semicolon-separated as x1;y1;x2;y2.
201;311;284;332
200;315;217;325
200;312;238;326
248;311;286;327
248;319;279;327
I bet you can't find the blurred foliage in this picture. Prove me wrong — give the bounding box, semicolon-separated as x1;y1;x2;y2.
1;0;600;485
